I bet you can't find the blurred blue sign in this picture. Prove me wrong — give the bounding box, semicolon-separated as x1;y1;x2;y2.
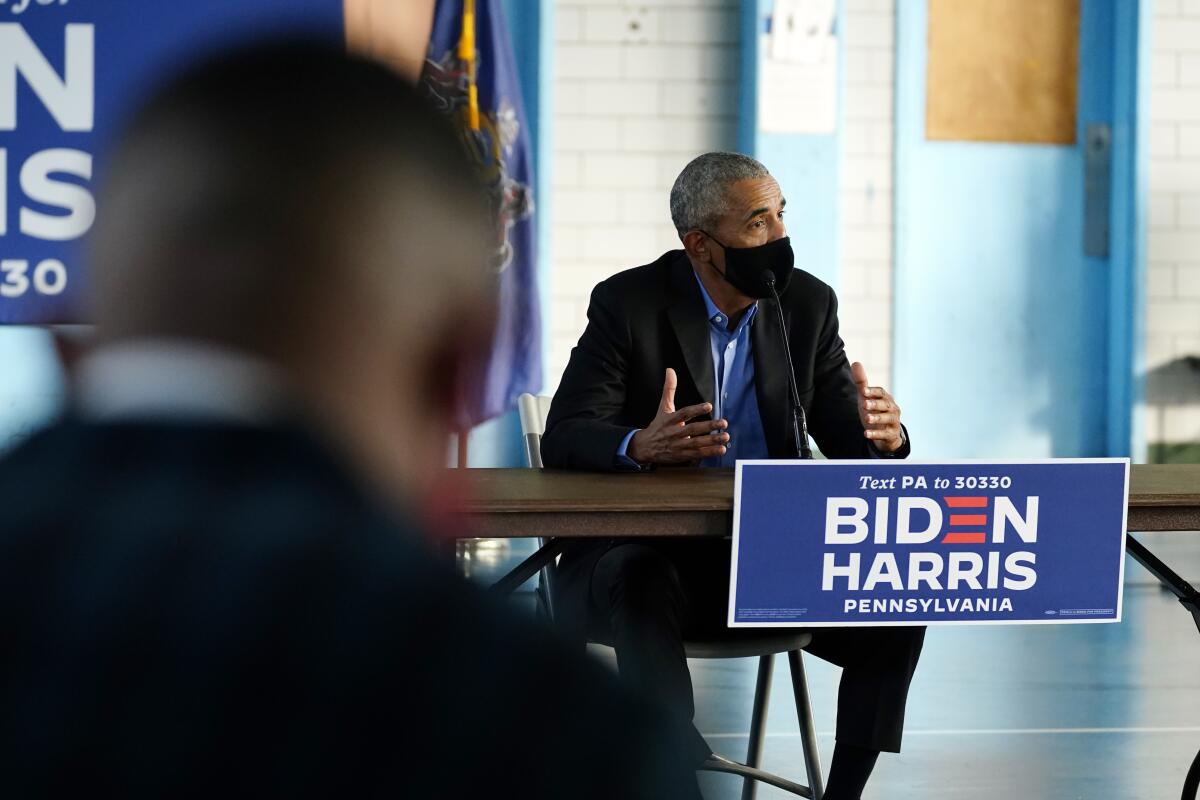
729;460;1129;627
0;0;342;324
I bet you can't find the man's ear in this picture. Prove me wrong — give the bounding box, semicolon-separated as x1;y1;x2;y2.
681;230;710;262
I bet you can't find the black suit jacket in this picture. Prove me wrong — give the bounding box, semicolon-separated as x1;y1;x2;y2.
0;418;699;798
540;250;910;640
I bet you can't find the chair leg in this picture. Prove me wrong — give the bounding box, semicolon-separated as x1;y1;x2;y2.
787;650;824;800
741;654;774;800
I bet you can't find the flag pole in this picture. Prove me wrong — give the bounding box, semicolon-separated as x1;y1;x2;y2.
458;0;480;131
454;0;477;468
457;429;470;469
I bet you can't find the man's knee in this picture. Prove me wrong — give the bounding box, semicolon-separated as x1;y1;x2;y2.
809;625;926;673
872;625;925;660
897;625;925;659
873;626;925;677
593;544;684;609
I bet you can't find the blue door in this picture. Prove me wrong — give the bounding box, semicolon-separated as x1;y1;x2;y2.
893;1;1143;459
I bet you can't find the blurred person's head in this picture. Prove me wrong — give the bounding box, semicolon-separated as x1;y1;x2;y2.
90;41;494;502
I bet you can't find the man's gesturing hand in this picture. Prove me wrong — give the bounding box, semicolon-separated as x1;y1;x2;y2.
628;368;730;465
851;361;904;454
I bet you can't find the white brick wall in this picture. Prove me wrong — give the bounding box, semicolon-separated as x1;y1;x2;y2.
547;0;901;398
547;1;1200;457
837;0;896;388
1147;3;1200;450
548;0;739;390
547;0;1200;460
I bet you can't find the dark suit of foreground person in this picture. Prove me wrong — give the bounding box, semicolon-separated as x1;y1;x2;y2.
0;44;699;799
542;152;926;799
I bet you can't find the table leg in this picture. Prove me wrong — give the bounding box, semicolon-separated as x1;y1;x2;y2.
1184;746;1199;800
487;537;566;597
1125;535;1200;635
1126;535;1200;800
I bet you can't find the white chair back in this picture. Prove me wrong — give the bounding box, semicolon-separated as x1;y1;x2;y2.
517;393;553;469
516;393;557;617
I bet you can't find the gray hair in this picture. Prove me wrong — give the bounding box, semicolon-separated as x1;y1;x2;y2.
669;151;770;236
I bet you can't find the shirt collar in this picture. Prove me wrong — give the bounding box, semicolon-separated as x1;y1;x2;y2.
692;270;758;333
76;338;287;424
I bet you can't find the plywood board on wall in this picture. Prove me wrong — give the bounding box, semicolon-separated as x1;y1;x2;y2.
926;0;1079;144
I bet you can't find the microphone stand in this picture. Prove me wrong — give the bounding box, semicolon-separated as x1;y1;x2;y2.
764;273;813;460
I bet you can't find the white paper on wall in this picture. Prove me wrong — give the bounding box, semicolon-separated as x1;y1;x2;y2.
759;0;839;134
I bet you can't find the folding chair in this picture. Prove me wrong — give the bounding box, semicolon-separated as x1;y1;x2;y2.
518;393;824;799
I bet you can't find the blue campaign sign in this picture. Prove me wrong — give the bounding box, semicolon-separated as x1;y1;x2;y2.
1;0;343;324
729;460;1130;627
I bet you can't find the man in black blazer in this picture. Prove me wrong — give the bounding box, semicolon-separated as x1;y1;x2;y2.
542;152;926;799
0;44;700;798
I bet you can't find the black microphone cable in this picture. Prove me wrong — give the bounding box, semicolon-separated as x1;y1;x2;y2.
763;271;814;460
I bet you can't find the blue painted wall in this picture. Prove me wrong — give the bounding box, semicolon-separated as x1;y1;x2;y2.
892;0;1141;459
738;0;844;290
1109;0;1149;461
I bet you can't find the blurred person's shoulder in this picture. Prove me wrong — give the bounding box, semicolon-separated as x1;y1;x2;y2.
0;415;449;595
0;417;380;540
0;418;698;798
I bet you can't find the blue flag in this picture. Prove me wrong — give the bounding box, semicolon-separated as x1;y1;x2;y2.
421;0;542;430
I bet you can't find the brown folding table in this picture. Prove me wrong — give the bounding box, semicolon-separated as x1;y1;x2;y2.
456;464;1200;798
458;465;1200;618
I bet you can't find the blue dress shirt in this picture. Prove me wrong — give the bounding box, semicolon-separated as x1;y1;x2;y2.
616;272;769;468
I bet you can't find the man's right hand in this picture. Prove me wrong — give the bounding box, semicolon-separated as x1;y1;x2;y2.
628;368;729;465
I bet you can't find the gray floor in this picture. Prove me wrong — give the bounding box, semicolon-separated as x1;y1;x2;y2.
463;532;1200;799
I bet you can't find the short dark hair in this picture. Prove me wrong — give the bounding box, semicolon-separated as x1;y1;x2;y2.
669;151;769;236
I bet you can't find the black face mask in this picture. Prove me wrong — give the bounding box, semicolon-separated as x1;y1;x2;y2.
701;233;794;299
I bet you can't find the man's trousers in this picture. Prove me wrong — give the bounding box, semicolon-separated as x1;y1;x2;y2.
582;538;926;761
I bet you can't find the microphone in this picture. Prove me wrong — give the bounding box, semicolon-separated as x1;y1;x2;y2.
762;270;814;460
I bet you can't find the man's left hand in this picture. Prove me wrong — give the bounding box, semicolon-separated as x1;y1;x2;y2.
851;362;904;453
